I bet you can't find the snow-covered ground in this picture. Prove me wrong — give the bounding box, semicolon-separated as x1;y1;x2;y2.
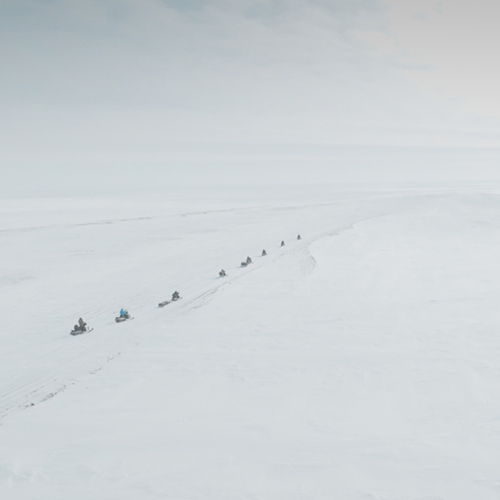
2;185;500;499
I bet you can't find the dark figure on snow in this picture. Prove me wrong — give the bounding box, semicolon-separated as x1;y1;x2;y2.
246;256;252;265
262;249;267;256
281;240;285;247
219;269;226;277
74;317;87;332
297;234;301;240
172;291;180;301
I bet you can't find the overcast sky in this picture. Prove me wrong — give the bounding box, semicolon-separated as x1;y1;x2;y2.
1;0;500;190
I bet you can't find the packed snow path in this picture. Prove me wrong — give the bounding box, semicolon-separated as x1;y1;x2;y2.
2;186;500;499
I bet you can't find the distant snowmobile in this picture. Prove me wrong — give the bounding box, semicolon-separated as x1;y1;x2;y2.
241;256;252;267
159;291;181;307
71;317;92;335
115;309;131;323
71;326;93;336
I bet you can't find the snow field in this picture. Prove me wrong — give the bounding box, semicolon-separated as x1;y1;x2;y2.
2;187;500;499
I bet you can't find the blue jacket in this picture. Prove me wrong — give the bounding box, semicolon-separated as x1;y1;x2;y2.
120;308;127;317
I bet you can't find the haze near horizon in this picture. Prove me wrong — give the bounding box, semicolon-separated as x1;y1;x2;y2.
1;0;500;191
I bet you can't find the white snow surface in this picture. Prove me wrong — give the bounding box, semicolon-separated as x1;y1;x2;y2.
2;185;500;499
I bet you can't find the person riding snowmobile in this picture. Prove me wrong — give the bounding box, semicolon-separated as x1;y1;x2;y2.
262;249;267;256
74;317;87;332
119;308;129;319
281;240;285;246
246;256;252;264
172;291;180;301
219;269;226;277
297;234;301;240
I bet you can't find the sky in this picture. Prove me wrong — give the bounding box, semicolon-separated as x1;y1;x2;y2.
1;0;500;190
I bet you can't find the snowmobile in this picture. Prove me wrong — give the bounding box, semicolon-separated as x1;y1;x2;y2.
70;325;93;336
159;292;181;307
115;311;132;323
71;318;91;335
240;256;252;267
219;269;227;277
